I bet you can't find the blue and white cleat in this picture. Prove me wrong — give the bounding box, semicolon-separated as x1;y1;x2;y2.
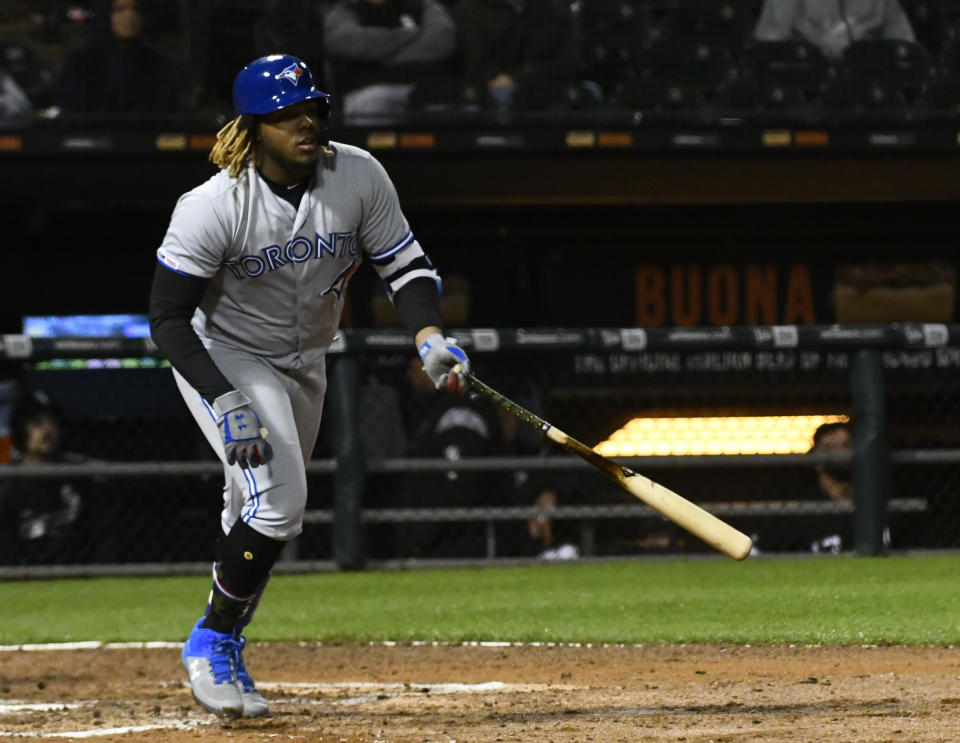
234;635;269;717
181;618;244;718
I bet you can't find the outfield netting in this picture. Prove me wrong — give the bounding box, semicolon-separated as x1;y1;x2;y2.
1;325;958;573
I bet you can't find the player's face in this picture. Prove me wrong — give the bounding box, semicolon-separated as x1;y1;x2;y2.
256;100;325;184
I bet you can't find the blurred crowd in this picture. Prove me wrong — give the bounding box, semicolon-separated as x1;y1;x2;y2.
1;0;959;127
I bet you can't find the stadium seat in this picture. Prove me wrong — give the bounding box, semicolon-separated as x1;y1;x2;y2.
511;79;607;113
904;1;946;59
817;77;911;117
615;78;707;115
840;39;936;91
560;80;609;112
914;76;960;114
0;41;57;109
406;77;471;116
582;34;644;98
939;31;960;76
714;74;809;114
743;40;834;92
579;1;661;97
637;39;737;92
659;0;753;49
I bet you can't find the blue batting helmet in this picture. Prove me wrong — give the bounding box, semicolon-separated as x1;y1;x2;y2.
232;54;330;116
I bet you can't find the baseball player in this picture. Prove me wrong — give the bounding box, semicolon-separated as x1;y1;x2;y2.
148;53;470;719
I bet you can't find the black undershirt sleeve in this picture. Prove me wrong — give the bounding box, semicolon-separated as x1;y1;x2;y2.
148;262;234;403
392;276;444;335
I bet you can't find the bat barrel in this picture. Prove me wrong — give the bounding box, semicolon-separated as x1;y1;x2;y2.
462;370;753;561
624;474;753;560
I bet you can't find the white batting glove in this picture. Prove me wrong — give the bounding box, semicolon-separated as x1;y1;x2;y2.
418;333;470;395
211;390;273;469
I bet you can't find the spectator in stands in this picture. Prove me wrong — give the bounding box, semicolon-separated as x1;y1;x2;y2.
449;0;579;111
392;356;505;558
526;488;580;560
253;0;327;81
0;390;86;564
27;1;94;45
179;0;276;112
753;0;917;60
386;356;582;561
740;419;868;555
0;68;33;128
811;420;853;504
799;419;887;554
807;419;857;553
57;0;178;115
323;0;457;123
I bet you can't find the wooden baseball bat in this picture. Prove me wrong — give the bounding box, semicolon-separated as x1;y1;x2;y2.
461;370;753;561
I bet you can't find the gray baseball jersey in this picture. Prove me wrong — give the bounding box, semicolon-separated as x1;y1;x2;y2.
157;143;438;538
158;142;433;368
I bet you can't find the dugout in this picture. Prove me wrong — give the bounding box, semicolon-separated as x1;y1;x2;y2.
1;2;959;574
1;324;959;576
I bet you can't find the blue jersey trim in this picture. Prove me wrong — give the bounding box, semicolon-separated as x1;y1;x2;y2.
241;467;261;523
201;394;262;517
157;258;207;280
369;231;414;264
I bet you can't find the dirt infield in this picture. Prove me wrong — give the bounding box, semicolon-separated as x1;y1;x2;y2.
1;643;958;741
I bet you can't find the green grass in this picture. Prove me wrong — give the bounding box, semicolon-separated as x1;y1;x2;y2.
1;555;958;646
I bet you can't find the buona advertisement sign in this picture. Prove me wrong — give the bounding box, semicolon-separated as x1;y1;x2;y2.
634;261;956;326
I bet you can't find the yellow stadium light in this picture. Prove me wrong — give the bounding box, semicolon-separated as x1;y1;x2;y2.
593;414;850;457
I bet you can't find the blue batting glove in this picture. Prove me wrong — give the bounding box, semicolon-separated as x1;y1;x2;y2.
418;333;470;394
211;390;273;468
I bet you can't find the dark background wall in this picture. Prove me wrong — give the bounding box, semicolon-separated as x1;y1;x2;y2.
2;151;958;334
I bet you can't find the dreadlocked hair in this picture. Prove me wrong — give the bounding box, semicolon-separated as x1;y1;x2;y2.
209;111;336;178
209;115;255;178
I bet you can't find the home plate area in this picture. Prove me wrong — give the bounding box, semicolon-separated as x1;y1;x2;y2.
0;643;957;741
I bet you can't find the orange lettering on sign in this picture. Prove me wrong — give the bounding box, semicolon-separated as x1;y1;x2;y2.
671;265;701;326
634;264;816;326
707;265;739;325
635;266;666;326
745;265;777;324
784;264;815;324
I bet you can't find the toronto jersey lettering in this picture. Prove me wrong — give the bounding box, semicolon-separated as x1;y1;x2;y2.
157;142;435;369
218;231;360;281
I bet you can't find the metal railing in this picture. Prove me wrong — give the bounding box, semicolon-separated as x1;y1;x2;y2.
2;323;959;576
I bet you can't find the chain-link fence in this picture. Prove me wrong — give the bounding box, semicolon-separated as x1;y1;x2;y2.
1;324;959;576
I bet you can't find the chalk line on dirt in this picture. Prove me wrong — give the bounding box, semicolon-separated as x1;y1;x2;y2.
0;680;546;738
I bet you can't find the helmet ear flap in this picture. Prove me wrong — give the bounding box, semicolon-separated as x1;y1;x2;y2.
238;114;259;141
318;97;333;132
